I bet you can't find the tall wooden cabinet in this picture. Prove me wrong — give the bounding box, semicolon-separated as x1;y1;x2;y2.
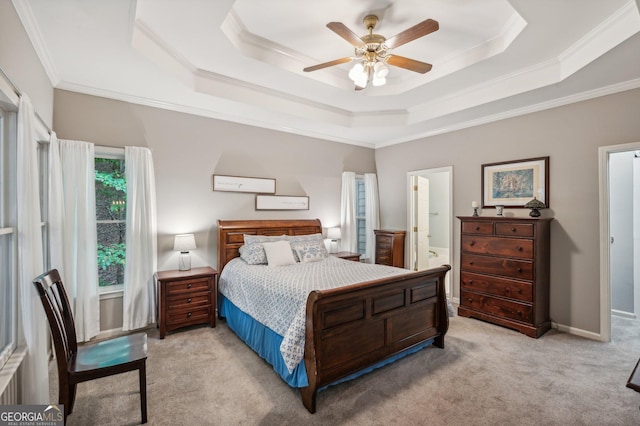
374;229;406;268
457;216;552;338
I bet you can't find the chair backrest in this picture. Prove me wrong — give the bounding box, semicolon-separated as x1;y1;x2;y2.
33;269;78;368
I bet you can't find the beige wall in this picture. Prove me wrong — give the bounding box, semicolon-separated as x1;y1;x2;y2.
53;90;377;273
375;88;640;335
0;2;53;126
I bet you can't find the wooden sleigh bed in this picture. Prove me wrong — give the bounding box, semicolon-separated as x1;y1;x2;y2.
217;218;450;413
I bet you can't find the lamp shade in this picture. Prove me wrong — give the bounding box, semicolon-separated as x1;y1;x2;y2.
327;227;342;241
173;234;196;252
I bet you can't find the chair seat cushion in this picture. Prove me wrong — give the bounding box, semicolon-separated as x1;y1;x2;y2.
71;332;147;373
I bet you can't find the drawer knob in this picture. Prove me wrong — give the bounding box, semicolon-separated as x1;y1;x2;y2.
187;312;192;318
512;228;517;232
187;284;192;289
467;298;473;302
469;261;474;265
187;298;192;303
468;280;473;284
517;268;522;272
469;241;475;246
475;226;480;231
518;247;523;251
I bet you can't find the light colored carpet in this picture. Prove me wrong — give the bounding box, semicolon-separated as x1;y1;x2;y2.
50;315;640;425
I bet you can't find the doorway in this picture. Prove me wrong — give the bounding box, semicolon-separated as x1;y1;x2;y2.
407;166;453;296
598;141;640;342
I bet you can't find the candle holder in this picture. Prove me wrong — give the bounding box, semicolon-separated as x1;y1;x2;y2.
471;201;479;216
472;207;479;216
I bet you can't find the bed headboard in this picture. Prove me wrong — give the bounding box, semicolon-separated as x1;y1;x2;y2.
217;219;323;271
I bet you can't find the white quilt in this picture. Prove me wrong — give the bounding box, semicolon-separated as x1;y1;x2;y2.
219;256;409;372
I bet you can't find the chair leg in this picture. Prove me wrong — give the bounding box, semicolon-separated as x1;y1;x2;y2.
59;381;70;415
68;383;77;414
139;362;147;424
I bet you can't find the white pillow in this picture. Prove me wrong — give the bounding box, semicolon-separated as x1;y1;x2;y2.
262;240;296;266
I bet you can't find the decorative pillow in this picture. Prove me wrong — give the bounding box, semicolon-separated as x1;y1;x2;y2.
240;235;289;264
263;240;296;266
240;242;268;265
286;233;326;262
291;239;328;263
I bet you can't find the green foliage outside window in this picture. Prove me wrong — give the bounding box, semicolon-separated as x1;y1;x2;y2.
95;158;126;287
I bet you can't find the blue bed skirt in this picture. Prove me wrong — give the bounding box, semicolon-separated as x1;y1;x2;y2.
219;295;434;390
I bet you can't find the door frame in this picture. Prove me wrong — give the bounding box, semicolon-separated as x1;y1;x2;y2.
407;166;453;297
598;141;640;342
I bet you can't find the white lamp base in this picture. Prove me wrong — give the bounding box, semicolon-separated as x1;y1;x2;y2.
330;240;338;254
178;252;191;271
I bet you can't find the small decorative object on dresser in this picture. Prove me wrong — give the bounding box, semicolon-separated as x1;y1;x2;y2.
472;201;479;216
330;251;361;262
457;216;553;338
156;266;218;339
495;205;504;216
524;197;546;217
374;229;406;268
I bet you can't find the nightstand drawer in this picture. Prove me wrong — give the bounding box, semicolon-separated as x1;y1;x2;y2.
461;253;533;280
461;289;532;323
461;272;532;302
166;277;211;296
167;306;212;326
461;235;533;259
168;293;211;310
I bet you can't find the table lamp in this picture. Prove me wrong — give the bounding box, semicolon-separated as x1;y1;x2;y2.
174;233;196;271
327;227;342;254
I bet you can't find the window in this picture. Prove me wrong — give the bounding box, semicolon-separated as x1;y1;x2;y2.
0;105;17;370
95;151;126;292
355;176;367;255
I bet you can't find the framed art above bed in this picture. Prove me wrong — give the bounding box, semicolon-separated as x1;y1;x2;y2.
212;174;276;194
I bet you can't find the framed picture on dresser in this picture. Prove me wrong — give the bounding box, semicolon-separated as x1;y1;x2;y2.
481;156;549;208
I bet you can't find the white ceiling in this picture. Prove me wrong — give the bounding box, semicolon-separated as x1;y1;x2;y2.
14;0;640;148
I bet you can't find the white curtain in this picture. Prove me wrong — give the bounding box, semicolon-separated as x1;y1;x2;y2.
16;95;49;403
123;147;158;331
49;135;100;342
340;171;357;252
364;173;380;263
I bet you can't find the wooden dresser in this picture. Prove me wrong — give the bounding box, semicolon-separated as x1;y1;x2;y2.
374;229;406;268
457;216;552;338
156;266;217;339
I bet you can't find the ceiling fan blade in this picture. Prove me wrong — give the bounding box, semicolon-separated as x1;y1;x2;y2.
384;19;439;50
303;57;353;72
327;22;366;48
386;55;433;73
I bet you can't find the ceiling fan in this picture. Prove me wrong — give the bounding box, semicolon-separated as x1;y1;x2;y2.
303;14;439;90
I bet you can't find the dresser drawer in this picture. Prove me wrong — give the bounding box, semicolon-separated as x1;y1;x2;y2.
461;272;532;302
461;289;532;323
167;306;212;326
461;253;533;280
461;221;493;235
166;277;211;296
461;235;533;259
495;222;534;237
376;235;392;248
168;293;211;310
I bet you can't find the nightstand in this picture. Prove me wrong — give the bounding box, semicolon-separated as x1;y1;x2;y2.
156;266;218;339
331;251;361;262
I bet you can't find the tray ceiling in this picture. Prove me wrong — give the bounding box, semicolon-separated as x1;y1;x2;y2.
14;0;640;148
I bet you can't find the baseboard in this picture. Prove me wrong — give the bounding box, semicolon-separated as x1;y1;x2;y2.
551;321;605;342
612;309;637;319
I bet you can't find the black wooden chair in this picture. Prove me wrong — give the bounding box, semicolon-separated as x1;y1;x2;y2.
33;269;148;424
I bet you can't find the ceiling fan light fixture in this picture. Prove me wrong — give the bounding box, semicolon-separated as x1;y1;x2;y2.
348;63;365;81
373;62;389;78
372;76;386;86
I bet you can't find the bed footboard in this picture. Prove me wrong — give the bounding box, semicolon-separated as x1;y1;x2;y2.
301;264;451;413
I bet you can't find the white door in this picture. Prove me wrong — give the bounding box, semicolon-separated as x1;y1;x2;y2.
414;176;430;270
